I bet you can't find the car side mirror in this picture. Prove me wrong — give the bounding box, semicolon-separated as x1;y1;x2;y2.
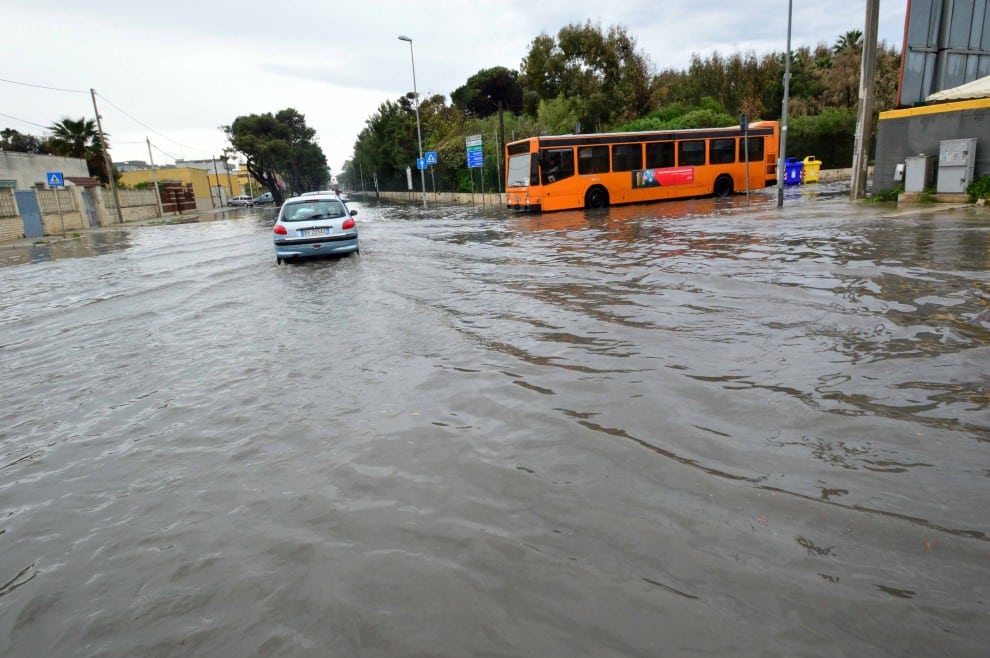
349;209;357;216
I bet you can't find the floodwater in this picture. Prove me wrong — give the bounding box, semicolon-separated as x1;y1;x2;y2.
1;189;988;657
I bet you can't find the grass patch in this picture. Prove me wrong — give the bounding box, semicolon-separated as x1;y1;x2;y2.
967;175;990;202
865;184;902;203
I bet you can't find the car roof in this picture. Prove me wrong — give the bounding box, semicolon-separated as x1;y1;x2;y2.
283;193;343;203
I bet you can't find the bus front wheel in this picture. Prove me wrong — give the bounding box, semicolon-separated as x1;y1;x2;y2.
585;186;610;209
714;175;734;198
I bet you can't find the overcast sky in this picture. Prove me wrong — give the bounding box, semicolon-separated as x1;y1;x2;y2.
3;1;908;176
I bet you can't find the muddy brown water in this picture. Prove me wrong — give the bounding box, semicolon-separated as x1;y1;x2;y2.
1;189;988;657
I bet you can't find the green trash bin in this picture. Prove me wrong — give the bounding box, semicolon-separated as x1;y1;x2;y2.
802;155;822;183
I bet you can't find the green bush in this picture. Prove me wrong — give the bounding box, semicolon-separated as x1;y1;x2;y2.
865;183;902;203
967;175;990;202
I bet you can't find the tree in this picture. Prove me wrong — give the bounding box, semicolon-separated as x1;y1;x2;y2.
0;128;49;154
46;117;113;184
519;21;655;132
833;30;863;54
223;108;329;204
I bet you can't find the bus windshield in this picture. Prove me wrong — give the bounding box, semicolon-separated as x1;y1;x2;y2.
507;153;532;188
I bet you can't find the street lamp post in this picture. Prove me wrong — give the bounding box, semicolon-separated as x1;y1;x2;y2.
398;34;427;208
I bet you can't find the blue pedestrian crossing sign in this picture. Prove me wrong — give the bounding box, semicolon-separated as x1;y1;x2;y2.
425;151;438;165
46;171;64;187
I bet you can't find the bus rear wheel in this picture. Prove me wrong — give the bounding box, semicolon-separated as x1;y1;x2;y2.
585;186;609;209
714;175;734;198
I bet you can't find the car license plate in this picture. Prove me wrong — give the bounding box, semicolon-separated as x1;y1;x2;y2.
302;227;331;237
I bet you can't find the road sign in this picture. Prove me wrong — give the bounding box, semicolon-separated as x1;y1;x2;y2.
466;134;483;169
417;157;427;170
425;151;438;165
46;171;64;187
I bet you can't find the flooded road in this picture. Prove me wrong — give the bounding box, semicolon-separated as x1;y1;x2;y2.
1;190;988;657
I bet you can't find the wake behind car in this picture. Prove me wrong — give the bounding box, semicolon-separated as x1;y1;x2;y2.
273;193;358;264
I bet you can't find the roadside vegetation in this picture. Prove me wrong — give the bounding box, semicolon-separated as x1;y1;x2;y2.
340;23;900;193
967;175;990;202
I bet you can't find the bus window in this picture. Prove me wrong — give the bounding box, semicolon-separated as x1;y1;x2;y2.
541;148;574;184
612;144;643;172
710;138;736;164
578;146;609;174
646;142;675;168
740;136;764;162
678;140;706;166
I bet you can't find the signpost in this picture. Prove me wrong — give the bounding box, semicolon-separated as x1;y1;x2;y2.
740;113;750;201
466;135;484;206
46;171;67;237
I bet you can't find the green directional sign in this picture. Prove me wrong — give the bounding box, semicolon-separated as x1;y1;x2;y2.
466;134;483;169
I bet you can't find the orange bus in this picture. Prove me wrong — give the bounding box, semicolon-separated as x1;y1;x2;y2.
504;121;779;212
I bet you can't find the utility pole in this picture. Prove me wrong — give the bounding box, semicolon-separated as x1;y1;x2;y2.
147;137;164;217
91;88;124;223
850;1;880;200
776;0;793;209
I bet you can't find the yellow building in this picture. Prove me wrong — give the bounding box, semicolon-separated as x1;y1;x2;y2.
207;172;241;197
120;167;212;210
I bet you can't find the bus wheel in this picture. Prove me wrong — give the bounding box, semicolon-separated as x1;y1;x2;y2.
585;186;609;209
714;175;733;198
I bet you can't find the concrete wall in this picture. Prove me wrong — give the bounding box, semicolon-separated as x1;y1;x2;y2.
0;216;23;242
875;99;990;193
0;152;90;188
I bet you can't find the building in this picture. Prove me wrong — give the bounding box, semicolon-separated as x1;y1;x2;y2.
119;167;213;210
1;151;90;189
872;0;990;193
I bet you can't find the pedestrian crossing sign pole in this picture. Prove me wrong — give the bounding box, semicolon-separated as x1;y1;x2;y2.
46;171;67;237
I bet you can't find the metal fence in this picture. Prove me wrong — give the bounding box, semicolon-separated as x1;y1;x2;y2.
0;189;17;218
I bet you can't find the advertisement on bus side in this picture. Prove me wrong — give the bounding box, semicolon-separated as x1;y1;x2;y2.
633;167;694;188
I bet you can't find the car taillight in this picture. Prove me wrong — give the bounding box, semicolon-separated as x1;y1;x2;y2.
273;224;287;235
342;218;355;230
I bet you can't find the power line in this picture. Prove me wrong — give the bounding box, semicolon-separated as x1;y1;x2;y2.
152;143;180;162
95;92;211;155
0;77;89;94
0;111;51;131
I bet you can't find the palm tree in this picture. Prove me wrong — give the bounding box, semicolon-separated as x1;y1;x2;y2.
833;30;863;54
47;117;99;158
46;117;115;184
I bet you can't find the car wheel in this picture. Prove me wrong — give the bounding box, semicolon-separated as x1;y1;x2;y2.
276;256;282;265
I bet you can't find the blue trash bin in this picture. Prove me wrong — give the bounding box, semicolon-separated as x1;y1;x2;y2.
784;157;803;185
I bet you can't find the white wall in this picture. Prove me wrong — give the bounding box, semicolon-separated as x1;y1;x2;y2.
0;151;91;188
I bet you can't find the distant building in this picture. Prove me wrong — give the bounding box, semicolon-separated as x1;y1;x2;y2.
176;158;236;175
114;160;152;173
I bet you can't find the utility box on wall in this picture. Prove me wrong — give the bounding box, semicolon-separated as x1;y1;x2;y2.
936;138;977;194
904;155;935;192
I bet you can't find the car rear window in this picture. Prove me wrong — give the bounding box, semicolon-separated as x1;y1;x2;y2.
282;200;347;221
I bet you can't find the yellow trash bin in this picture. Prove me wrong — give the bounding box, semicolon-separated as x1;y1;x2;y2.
802;155;822;183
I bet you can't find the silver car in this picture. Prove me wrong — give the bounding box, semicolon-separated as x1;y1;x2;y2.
273;193;358;264
228;195;255;207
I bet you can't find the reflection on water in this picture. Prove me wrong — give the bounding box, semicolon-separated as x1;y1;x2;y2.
1;198;988;657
